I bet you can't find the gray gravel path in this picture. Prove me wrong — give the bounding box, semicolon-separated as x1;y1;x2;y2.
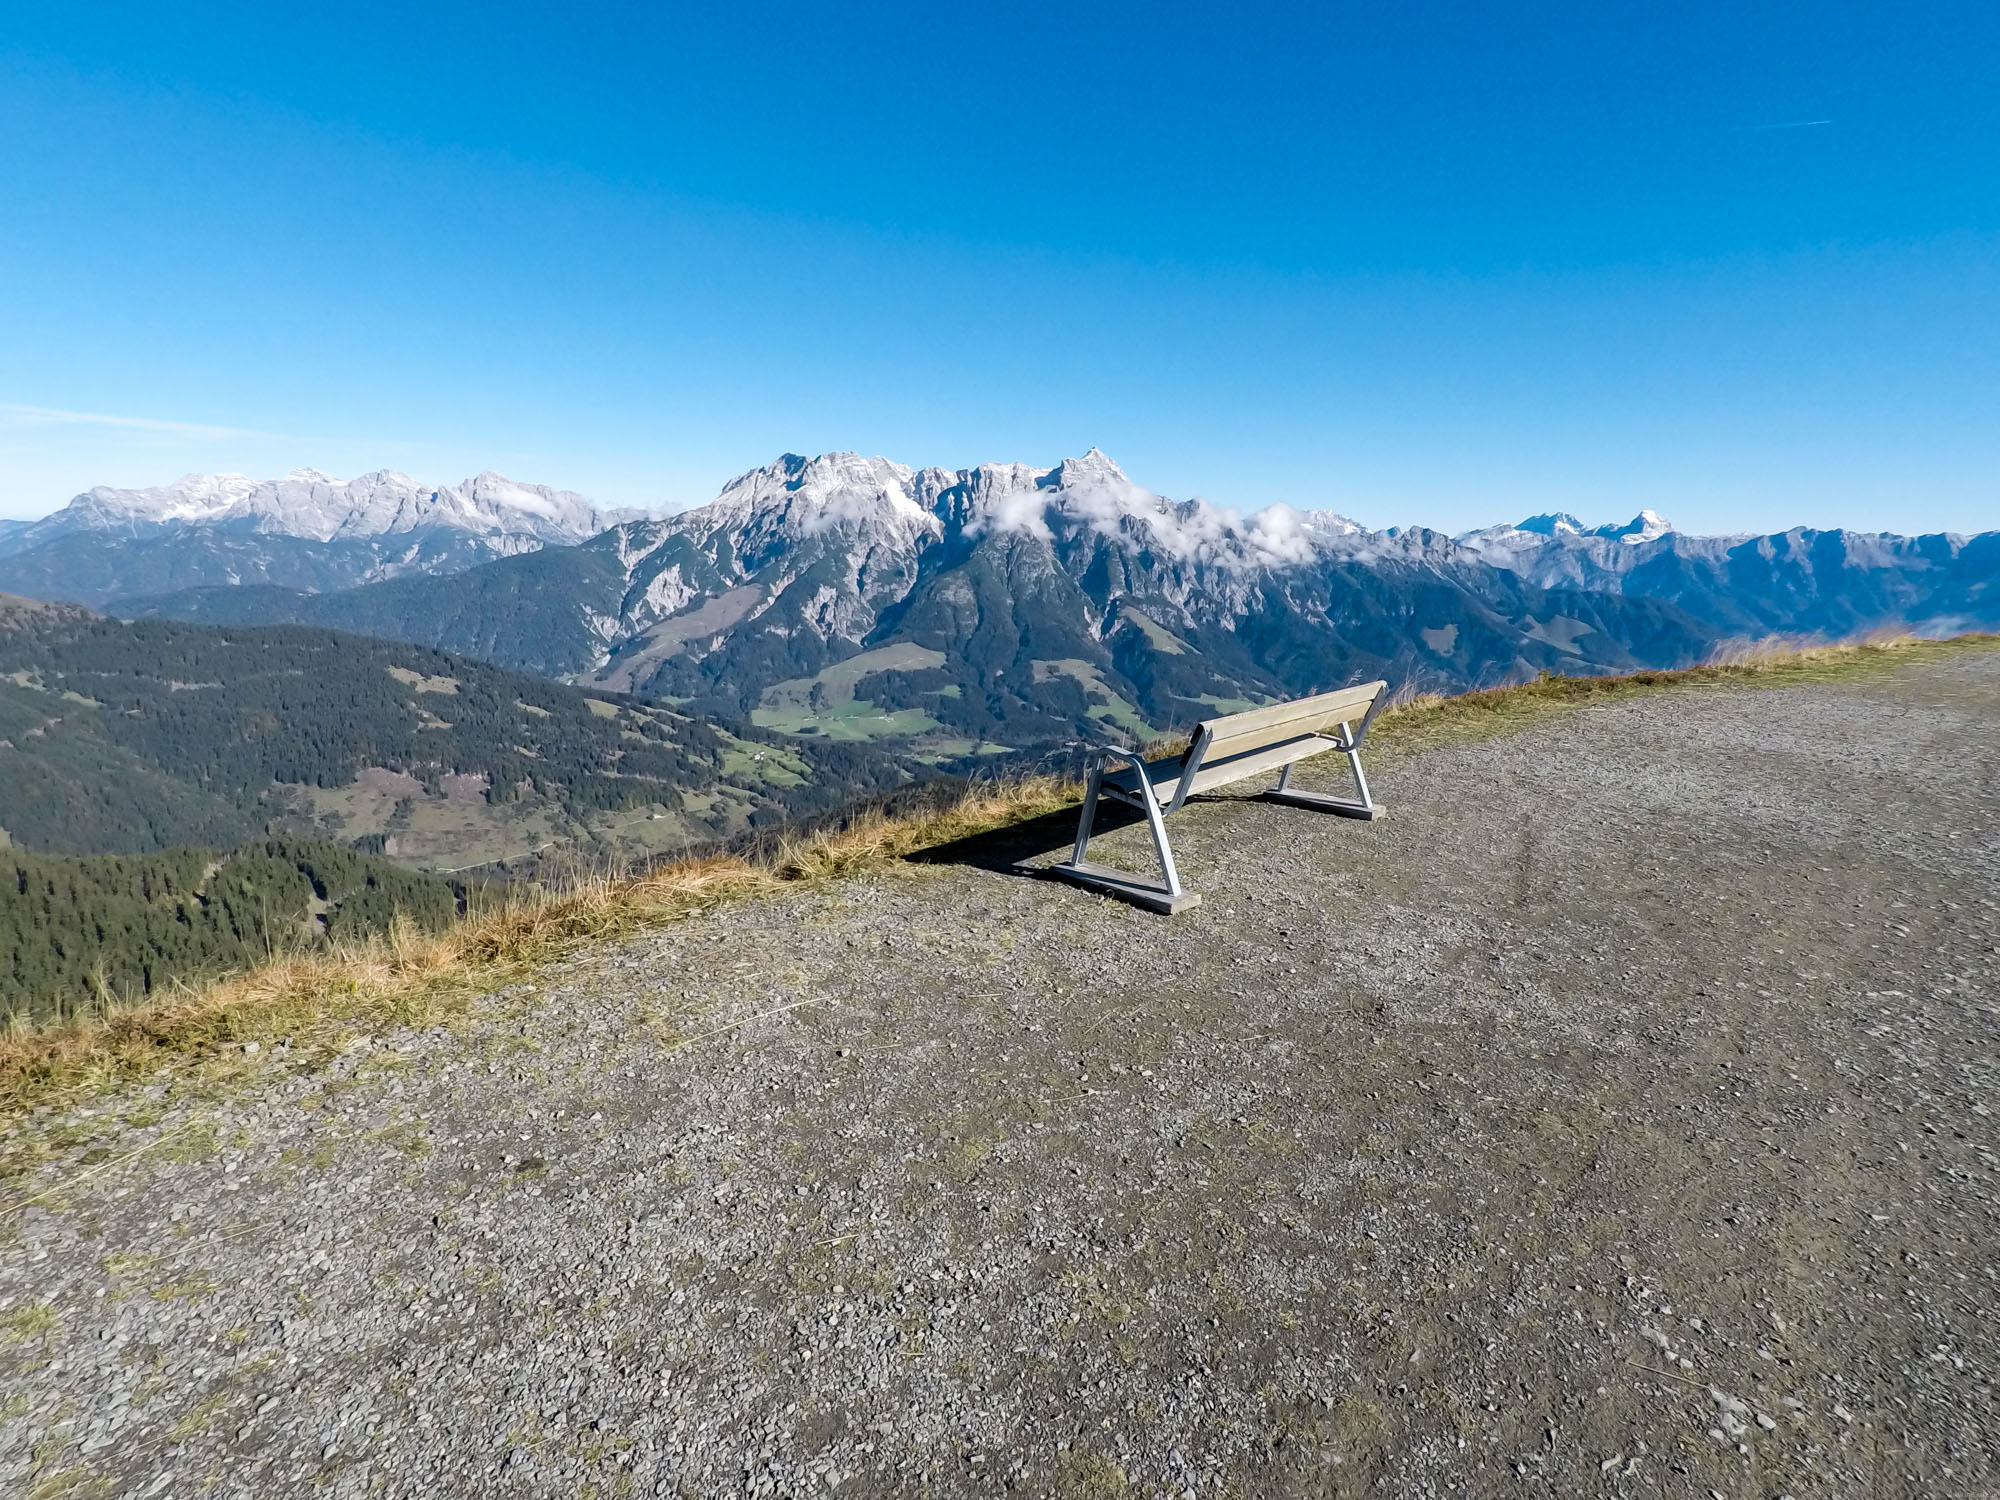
4;651;1998;1499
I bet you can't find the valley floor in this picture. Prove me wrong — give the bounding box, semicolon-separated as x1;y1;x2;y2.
4;652;1997;1498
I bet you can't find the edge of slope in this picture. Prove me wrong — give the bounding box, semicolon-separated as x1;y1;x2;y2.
2;631;1993;1146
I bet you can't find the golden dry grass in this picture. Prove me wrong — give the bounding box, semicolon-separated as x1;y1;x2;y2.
0;779;1075;1121
2;630;1992;1123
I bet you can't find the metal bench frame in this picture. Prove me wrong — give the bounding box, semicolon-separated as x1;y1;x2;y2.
1049;679;1389;914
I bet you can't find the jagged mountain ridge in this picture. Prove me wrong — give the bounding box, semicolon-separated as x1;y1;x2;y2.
9;467;633;546
0;468;645;606
119;447;2000;762
1455;514;1994;638
111;449;1999;759
1506;509;1673;543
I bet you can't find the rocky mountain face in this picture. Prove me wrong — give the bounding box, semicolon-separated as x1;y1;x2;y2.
0;469;640;606
120;449;1997;762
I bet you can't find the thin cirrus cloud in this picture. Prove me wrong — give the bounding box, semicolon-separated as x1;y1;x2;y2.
0;403;361;516
0;402;271;441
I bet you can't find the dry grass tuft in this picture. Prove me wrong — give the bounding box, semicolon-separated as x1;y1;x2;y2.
2;630;1992;1124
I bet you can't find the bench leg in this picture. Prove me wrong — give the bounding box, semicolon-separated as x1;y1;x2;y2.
1134;767;1187;899
1345;741;1376;811
1048;754;1203;914
1262;722;1382;820
1068;761;1104;866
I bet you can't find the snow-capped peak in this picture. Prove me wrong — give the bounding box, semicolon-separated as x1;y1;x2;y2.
1594;509;1673;544
1460;509;1676;549
704;452;935;541
36;468;622;546
1041;447;1131;490
957;451;1162;545
647;450;1371;581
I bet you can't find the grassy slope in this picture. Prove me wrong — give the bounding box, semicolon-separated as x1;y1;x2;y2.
2;632;1992;1135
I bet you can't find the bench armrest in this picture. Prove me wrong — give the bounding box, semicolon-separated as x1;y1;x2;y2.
1345;694;1388;747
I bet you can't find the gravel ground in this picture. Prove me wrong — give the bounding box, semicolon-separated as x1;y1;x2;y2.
3;651;1997;1499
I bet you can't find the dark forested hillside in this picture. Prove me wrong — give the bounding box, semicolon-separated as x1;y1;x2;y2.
115;533;637;679
0;595;910;863
1;839;465;1024
0;526;512;611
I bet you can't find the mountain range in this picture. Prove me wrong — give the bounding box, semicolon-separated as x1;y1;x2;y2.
0;468;644;606
94;450;1998;762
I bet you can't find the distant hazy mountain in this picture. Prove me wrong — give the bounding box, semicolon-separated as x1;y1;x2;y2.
116;449;1998;761
1509;510;1673;543
0;468;644;606
0;592;902;866
1455;515;1996;639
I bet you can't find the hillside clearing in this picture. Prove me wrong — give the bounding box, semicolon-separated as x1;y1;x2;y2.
752;642;952;740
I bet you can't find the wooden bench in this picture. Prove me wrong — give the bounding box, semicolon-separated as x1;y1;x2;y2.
1049;679;1389;914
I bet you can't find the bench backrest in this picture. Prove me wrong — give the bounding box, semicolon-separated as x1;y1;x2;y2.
1189;679;1388;770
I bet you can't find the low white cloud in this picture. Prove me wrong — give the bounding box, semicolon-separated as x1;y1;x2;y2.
960;460;1364;571
964;486;1055;542
1239;504;1323;566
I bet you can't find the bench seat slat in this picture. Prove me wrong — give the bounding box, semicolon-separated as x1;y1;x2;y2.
1202;716;1351;764
1194;680;1385;745
1184;733;1341;796
1102;732;1340;805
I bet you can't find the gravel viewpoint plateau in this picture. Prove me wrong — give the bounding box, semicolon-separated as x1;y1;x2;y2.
3;649;1996;1499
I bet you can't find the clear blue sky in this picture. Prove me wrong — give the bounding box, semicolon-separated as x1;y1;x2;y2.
2;1;1995;534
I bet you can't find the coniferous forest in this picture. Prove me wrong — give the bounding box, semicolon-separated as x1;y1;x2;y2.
0;595;907;854
0;594;914;1021
1;838;465;1025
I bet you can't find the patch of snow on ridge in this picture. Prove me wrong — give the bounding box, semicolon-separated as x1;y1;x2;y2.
41;468;621;546
798;456;929;537
1600;509;1673;544
71;472;265;528
705;452;938;544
